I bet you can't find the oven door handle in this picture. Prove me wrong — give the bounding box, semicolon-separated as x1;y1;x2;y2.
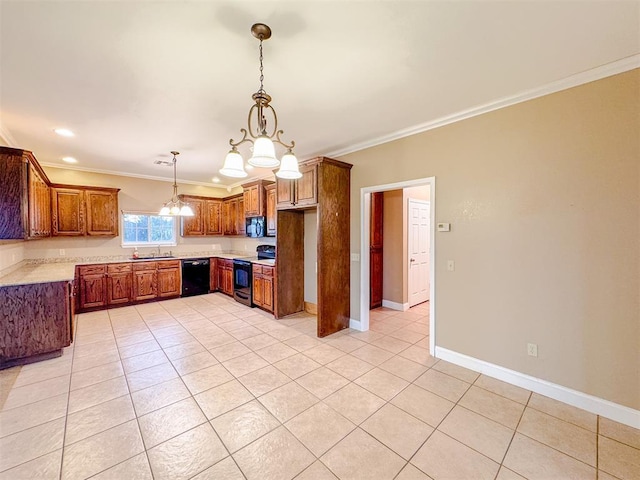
235;291;250;300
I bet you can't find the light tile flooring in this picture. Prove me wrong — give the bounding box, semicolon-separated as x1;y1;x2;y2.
1;293;638;480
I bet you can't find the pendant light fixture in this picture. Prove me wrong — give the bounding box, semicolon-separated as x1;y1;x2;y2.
219;23;302;180
159;151;194;216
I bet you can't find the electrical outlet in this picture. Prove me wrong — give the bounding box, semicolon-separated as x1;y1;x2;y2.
11;254;15;263
527;343;538;357
447;260;455;271
59;249;66;256
350;253;360;262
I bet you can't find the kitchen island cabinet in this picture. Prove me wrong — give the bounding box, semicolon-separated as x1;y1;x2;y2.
0;280;74;368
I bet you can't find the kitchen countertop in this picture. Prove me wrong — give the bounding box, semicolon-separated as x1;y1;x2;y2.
0;263;76;287
0;252;276;287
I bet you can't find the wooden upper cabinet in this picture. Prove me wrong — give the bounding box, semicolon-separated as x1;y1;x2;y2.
27;160;51;238
0;147;52;240
223;195;241;235
180;196;205;236
52;185;119;237
85;189;118;236
265;183;276;237
242;180;274;217
51;188;85;236
237;197;246;235
205;199;223;235
275;162;318;209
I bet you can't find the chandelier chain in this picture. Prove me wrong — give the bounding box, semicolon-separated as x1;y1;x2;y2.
258;38;265;94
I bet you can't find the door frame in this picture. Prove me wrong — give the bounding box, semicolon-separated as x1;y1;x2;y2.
360;177;436;355
407;198;430;307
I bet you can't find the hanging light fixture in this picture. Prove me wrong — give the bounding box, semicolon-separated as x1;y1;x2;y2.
159;151;194;216
219;23;302;180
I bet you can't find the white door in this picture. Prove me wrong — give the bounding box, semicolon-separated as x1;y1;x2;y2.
408;199;430;306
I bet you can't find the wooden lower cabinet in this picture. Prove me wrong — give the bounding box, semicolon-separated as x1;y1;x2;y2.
157;260;181;298
253;264;275;313
106;263;132;306
77;264;107;310
209;258;218;291
133;262;158;301
216;259;234;296
1;280;74;368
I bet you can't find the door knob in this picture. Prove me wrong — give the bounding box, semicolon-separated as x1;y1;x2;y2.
410;258;416;263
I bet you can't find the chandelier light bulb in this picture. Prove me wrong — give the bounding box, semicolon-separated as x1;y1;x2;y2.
276;150;303;179
219;148;248;178
248;135;279;168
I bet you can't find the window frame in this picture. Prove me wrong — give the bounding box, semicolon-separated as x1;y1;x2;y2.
120;211;178;248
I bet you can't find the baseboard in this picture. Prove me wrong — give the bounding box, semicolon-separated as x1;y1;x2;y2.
382;299;410;311
304;302;317;315
435;346;640;429
349;318;363;331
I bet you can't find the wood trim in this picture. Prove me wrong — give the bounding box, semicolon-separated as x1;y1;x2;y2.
304;302;317;315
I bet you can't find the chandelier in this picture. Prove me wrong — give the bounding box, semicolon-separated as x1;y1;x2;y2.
159;151;194;216
219;23;302;180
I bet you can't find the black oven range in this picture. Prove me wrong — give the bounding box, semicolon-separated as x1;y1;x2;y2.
232;245;276;307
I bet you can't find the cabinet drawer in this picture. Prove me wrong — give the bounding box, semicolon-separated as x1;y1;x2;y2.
253;264;263;275
157;260;180;269
107;263;132;274
262;265;274;277
133;261;157;271
78;264;106;276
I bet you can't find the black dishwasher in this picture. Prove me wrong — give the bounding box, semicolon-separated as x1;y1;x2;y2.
181;258;210;297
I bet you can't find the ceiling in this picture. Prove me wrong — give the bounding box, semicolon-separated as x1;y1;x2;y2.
1;1;638;188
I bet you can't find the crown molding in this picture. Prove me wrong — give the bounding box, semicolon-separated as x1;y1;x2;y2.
324;55;640;159
39;162;230;189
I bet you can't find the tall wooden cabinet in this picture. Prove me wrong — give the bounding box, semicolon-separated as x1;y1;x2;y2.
275;157;352;337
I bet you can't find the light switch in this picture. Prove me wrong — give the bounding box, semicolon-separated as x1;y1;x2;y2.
437;223;451;232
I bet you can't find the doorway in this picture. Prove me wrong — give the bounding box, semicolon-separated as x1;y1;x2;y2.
408;199;430;307
359;177;436;355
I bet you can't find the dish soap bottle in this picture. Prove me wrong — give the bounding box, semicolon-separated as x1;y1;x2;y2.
133;247;139;259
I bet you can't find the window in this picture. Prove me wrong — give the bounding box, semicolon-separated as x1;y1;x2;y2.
122;213;177;246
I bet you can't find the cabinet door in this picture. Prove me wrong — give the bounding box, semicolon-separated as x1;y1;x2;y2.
223;199;237;235
263;274;274;312
28;163;51;238
295;164;318;207
218;261;225;293
107;272;132;305
85;190;118;236
52;188;84;236
265;185;276;236
237;198;246;235
157;268;181;298
276;178;295;208
253;274;263;307
133;270;157;301
205;200;223;235
209;258;218;291
79;273;107;309
181;198;205;236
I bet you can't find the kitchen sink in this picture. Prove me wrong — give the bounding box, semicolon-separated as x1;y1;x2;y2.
129;255;176;261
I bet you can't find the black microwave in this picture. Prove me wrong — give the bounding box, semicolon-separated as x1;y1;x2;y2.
246;216;266;237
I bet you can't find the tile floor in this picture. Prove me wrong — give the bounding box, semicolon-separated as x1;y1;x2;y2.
0;293;638;480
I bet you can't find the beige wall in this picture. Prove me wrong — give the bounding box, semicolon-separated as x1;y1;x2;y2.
0;241;25;272
24;167;243;259
382;190;403;304
304;210;318;304
341;70;640;409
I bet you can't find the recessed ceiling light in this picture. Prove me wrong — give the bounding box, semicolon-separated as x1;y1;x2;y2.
212;177;220;183
54;128;74;137
62;157;77;163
